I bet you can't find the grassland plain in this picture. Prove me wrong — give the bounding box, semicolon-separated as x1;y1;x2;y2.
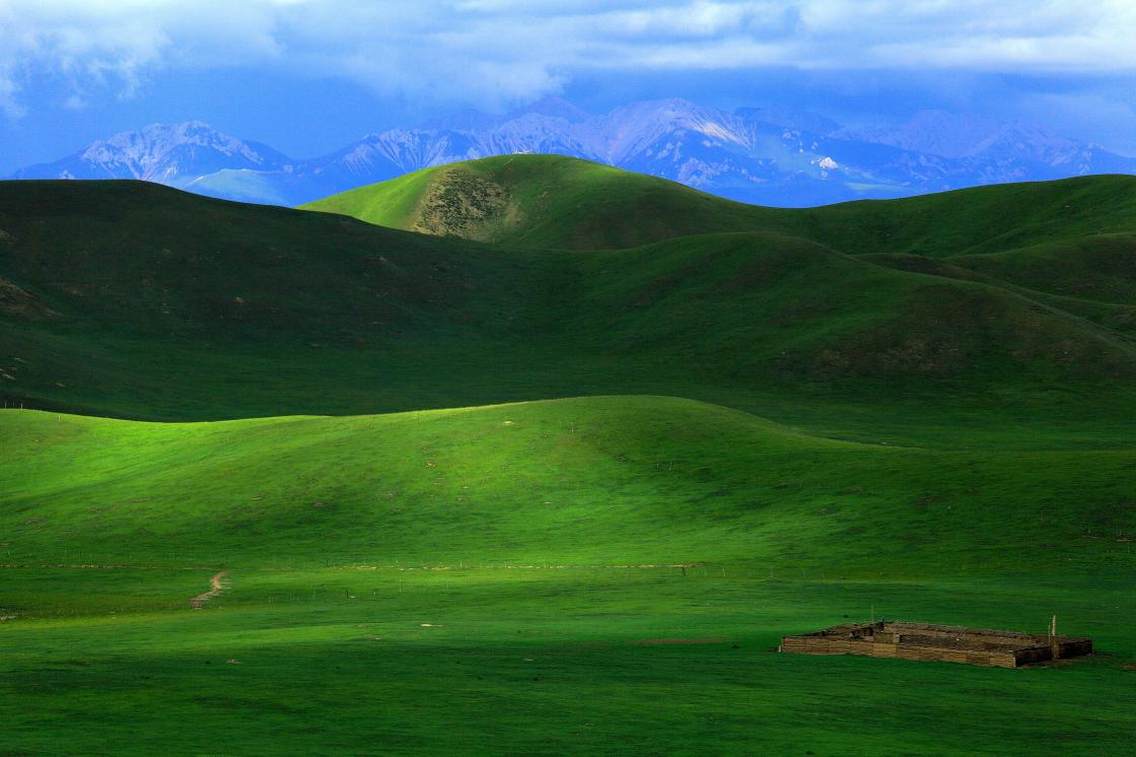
2;160;1136;754
1;399;1134;754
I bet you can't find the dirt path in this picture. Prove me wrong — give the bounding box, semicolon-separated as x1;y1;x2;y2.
189;571;230;609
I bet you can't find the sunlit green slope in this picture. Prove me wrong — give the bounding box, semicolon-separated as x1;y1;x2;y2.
3;397;1133;574
303;155;1136;256
302;155;769;250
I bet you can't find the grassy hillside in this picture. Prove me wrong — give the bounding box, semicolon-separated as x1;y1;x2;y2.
4;397;1133;570
4;164;1136;754
0;179;530;338
2;399;1134;754
947;234;1136;306
4;180;1135;444
303;155;1136;355
786;173;1136;258
302;155;772;250
303;155;1136;256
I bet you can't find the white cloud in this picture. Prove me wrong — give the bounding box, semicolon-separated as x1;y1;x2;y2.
0;73;25;119
0;0;1134;117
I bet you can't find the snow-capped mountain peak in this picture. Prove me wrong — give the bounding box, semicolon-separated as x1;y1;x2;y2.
16;122;291;184
594;98;750;163
11;99;1136;208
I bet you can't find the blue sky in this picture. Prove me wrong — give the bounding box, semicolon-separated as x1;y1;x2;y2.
1;0;1135;172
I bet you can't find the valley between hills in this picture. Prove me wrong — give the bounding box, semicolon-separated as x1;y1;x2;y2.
1;156;1134;754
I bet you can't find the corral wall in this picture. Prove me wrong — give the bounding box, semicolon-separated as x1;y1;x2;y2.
780;621;1092;668
779;636;1018;667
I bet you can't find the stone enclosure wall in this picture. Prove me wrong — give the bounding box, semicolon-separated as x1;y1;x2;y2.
780;621;1092;668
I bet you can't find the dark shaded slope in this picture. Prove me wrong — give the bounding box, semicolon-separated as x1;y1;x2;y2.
947;234;1136;306
786;174;1136;258
0;179;538;340
304;158;1136;343
3;180;1136;445
570;232;1135;383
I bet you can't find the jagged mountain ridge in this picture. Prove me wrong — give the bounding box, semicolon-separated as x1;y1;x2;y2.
13;121;291;185
12;98;1136;207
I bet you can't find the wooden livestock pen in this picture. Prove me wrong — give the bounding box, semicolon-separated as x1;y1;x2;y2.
780;621;1092;668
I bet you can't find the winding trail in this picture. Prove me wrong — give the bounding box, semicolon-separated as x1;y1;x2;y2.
189;571;230;609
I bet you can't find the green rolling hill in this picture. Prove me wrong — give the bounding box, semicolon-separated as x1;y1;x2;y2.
947;234;1136;306
3;173;1135;444
302;154;1136;256
4;396;1133;572
3;159;1136;754
301;155;771;250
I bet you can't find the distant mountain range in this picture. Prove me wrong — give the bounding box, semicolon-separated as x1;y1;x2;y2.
12;98;1136;207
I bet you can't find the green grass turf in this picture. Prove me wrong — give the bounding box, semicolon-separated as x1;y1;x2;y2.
3;569;1133;755
2;399;1134;754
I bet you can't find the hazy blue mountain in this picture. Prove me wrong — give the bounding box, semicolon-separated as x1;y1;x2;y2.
12;100;1136;207
12;122;292;188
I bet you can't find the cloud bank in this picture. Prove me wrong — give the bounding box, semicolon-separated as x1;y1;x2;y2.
1;0;1134;116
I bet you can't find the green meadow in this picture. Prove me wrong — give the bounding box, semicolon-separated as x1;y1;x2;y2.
3;398;1134;754
3;566;1134;754
2;157;1135;753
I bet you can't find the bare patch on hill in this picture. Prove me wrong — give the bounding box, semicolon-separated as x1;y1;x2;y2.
412;168;509;241
0;277;58;320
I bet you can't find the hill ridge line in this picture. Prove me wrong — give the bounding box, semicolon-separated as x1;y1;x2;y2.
0;396;915;451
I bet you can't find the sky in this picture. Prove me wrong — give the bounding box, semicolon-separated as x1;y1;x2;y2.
1;0;1135;173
